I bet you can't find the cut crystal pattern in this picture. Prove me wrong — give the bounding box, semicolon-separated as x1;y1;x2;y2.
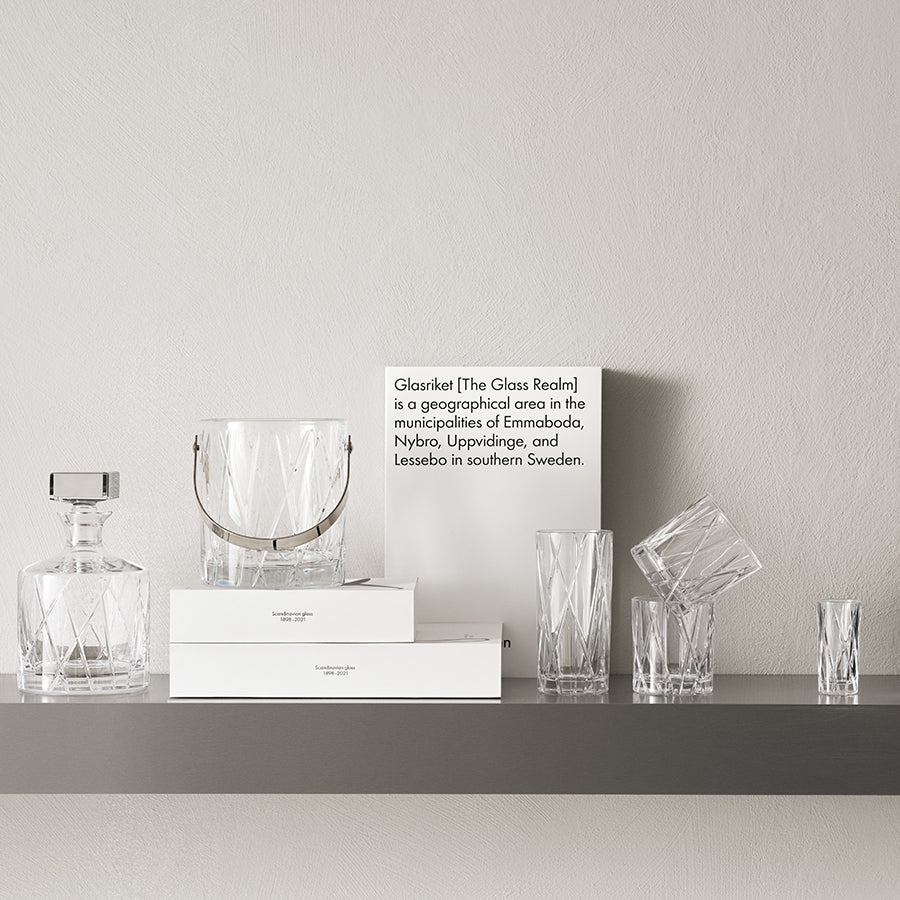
631;495;761;606
198;419;348;588
632;596;714;696
817;600;860;695
18;506;149;695
537;530;612;694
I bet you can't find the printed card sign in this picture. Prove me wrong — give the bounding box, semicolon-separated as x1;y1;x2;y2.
385;366;602;676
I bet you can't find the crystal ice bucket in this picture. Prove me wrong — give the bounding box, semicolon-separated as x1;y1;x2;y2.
194;419;351;588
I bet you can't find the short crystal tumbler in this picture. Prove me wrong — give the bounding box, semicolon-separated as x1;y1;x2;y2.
817;600;860;696
631;495;761;606
536;530;612;694
195;419;350;588
632;596;715;695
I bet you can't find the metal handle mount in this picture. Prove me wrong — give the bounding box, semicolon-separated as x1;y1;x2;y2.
192;435;352;552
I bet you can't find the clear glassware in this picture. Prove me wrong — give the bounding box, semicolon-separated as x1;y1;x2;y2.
632;595;669;695
817;600;860;696
196;419;350;589
631;494;761;606
632;595;715;696
536;529;612;695
18;473;150;695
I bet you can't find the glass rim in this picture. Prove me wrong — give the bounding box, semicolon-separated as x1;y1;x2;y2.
536;528;612;536
816;599;861;607
631;595;715;607
199;418;347;424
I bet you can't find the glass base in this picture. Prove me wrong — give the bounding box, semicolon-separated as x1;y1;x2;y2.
633;673;669;695
818;693;858;705
18;669;149;695
202;559;344;589
818;681;858;697
539;673;608;695
667;671;713;695
633;672;713;696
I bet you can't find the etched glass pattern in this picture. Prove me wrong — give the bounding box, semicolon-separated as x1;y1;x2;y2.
198;419;348;588
18;507;149;694
632;595;715;696
817;600;860;696
631;495;761;606
536;530;612;694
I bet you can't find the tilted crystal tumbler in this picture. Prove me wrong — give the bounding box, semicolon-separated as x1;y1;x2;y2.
817;600;860;696
194;419;351;588
631;495;761;606
18;472;150;694
632;595;715;696
536;530;612;694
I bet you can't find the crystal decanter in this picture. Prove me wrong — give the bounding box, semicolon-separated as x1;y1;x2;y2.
18;472;150;694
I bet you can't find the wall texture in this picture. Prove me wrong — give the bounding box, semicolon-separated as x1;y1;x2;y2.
0;1;896;897
0;794;898;899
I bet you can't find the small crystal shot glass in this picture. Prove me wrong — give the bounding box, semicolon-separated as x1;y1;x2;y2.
817;600;860;696
631;495;761;606
632;596;669;695
632;595;716;696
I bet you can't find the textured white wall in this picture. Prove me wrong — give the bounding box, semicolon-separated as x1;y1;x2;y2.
0;1;897;897
0;795;898;899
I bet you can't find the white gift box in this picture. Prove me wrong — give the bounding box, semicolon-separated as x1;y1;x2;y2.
169;623;502;698
170;579;416;645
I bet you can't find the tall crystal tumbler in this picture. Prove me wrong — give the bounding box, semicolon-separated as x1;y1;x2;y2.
536;530;612;694
817;600;860;696
631;495;761;606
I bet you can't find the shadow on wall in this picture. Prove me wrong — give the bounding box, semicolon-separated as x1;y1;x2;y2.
601;369;689;672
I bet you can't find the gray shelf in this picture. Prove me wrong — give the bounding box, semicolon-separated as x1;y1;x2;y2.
1;675;898;794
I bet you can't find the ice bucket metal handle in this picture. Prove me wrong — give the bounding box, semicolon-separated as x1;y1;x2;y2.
191;435;352;551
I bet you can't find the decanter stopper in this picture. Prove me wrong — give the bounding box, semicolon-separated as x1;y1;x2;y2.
49;471;120;502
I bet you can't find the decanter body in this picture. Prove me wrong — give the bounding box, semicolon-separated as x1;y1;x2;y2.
18;472;150;694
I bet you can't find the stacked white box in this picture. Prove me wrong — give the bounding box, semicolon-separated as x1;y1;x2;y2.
169;623;502;698
169;580;503;698
170;579;417;645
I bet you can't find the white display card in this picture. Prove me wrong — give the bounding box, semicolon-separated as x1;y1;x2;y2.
385;366;602;676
